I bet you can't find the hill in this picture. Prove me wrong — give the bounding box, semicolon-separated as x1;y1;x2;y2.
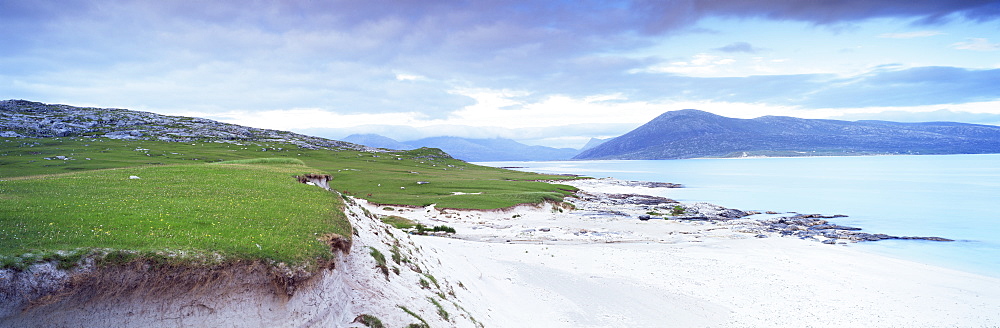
342;133;580;161
574;109;1000;159
0;99;365;150
407;136;579;161
342;133;414;150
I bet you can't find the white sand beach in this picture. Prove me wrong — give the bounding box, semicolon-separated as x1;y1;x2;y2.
358;178;1000;327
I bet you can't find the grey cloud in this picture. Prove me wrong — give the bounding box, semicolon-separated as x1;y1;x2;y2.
3;0;999;118
630;0;1000;29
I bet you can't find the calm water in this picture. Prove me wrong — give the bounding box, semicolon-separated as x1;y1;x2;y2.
480;154;1000;277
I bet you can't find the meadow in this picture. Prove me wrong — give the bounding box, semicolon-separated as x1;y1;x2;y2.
0;137;578;269
0;137;578;208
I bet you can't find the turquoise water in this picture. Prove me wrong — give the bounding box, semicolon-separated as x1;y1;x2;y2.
480;154;1000;277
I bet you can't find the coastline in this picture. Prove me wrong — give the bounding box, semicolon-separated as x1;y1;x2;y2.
4;177;998;326
361;177;1000;327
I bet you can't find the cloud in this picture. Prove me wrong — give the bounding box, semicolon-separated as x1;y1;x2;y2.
952;38;1000;51
795;66;1000;108
629;0;1000;30
829;108;1000;125
3;0;1000;139
714;42;763;53
640;54;738;76
877;30;944;38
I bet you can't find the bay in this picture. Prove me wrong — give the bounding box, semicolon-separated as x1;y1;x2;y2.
480;154;1000;278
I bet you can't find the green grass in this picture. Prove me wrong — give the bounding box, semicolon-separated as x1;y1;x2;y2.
0;162;350;269
381;215;418;230
428;296;449;321
356;314;385;328
398;305;430;328
215;158;305;165
1;137;579;209
369;246;390;278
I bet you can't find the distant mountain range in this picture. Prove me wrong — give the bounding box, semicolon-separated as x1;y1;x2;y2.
343;134;579;162
7;100;1000;162
575;109;1000;160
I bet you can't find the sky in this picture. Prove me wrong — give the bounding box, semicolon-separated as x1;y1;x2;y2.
2;0;1000;148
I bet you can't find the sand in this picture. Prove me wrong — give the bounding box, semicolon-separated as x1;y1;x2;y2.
361;178;1000;327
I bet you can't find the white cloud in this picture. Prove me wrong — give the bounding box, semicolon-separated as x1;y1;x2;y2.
161;94;1000;148
394;73;425;81
877;30;944;39
951;38;1000;51
637;54;740;76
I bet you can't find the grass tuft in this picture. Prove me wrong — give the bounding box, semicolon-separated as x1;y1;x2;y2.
428;296;449;321
381;215;418;230
355;314;385;328
398;305;430;328
369;247;390;279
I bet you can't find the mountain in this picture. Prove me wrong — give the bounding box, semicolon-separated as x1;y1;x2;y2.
342;133;414;150
407;136;579;162
579;137;609;151
574;109;1000;160
339;133;580;162
0;99;368;151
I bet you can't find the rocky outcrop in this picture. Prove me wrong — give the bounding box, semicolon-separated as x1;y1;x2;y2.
0;100;369;151
728;214;954;243
296;174;333;190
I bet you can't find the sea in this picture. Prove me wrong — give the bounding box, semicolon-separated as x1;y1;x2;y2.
479;154;1000;278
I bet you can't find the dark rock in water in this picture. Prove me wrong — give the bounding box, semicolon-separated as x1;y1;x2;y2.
897;236;955;242
747;214;953;244
810;224;862;231
717;208;748;219
638;215;652;221
795;214;849;219
634;181;683;188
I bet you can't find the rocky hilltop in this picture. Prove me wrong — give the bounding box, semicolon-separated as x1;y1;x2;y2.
575;109;1000;159
0;100;367;151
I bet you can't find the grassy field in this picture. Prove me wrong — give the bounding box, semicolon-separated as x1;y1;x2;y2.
0;137;580;269
0;162;350;269
0;137;579;209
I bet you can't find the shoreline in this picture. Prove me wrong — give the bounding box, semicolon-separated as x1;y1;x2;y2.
360;177;1000;327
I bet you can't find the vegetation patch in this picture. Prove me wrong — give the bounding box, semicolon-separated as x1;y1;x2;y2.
390;244;406;264
398;305;430;328
0;162;350;270
381;215;418;230
423;273;441;290
428;296;450;321
368;247;390;279
670;205;686;216
1;138;581;210
354;314;385;328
